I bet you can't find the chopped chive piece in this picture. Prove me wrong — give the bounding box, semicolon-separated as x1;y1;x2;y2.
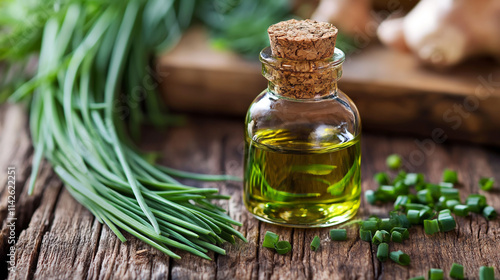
379;185;396;200
439;182;454;188
424;219;440;235
453;205;470;216
442;169;458;184
372;230;390;245
374;172;391;185
359;229;373;242
417;189;433;204
465;194;486;213
405;203;430;211
449;263;464;279
438;209;452;217
391;226;407;233
263;231;279;248
274;240;291;255
466;195;486;213
482;206;497;220
467;199;482;213
408;277;425;280
365;190;377;205
393;171;407;184
405;173;424;186
391;231;403;243
407;210;421;224
379;218;394;232
386;154;402;170
445;200;460;210
429;268;444;280
391;227;409;240
310;236;320;251
396;214;411;229
419;208;434;221
394;181;409;196
415;183;426;191
389;250;410;266
403;229;410;240
376;243;389;262
479;177;494;191
479;266;494;280
367;216;381;222
467;194;487;201
437;196;448;207
361;220;378;233
435;200;447;212
367;216;381;221
330;229;347;241
394;195;409;210
437;214;456;232
389;211;410;229
426;184;441;199
440;188;460;201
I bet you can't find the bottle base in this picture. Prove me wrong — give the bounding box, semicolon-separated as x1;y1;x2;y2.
245;198;360;228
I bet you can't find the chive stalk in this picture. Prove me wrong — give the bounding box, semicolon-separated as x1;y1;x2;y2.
1;0;246;260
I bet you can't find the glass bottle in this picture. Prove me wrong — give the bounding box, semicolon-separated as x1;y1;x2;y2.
243;21;361;228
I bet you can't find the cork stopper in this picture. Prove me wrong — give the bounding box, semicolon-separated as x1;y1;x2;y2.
262;19;342;99
268;19;338;61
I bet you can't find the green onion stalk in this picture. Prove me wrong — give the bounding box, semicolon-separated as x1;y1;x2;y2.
0;0;247;259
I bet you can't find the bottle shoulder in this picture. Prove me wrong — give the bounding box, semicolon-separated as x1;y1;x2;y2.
245;90;361;150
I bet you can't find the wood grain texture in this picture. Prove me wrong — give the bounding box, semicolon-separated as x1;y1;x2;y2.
158;28;500;146
0;103;499;279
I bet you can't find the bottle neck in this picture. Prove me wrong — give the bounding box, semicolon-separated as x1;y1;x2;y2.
260;47;345;100
267;79;339;100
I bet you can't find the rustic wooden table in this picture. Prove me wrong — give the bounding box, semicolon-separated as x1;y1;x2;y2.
1;104;499;280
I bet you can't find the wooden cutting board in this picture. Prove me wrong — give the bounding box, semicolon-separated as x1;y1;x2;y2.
158;27;500;145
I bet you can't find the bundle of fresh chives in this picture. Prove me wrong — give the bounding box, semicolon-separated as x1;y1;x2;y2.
2;0;245;259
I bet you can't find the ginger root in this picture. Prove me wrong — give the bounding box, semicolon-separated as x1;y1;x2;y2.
377;0;500;67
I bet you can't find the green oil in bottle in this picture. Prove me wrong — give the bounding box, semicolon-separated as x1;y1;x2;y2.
243;127;361;227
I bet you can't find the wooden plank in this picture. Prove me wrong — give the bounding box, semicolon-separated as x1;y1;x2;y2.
9;175;62;280
1;104;499;279
88;225;170;280
218;128;260;280
0;104;54;279
31;189;100;279
157;27;500;146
